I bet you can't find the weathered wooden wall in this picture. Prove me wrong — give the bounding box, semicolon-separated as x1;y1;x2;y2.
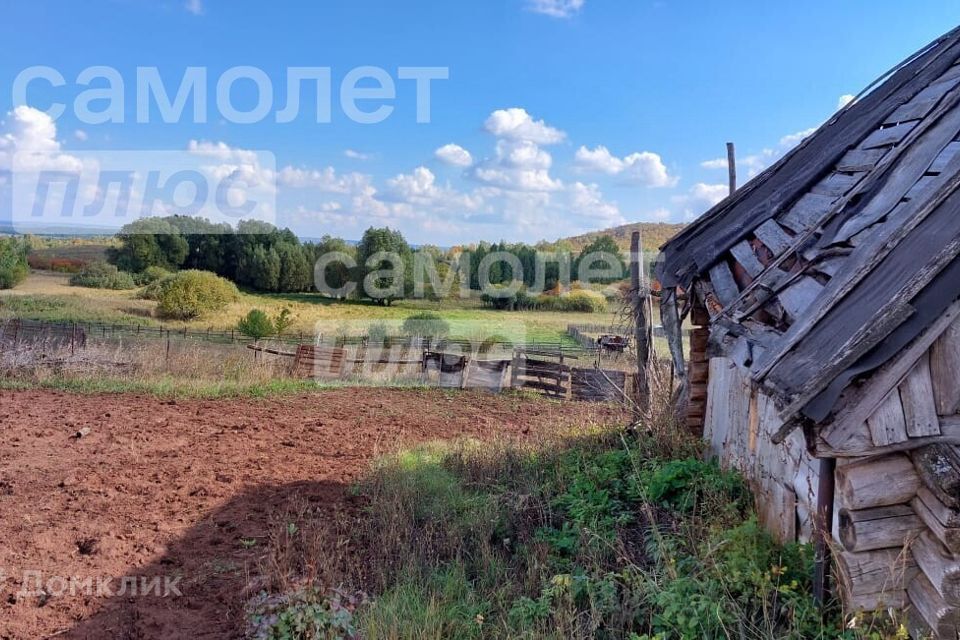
703;357;814;543
706;309;960;636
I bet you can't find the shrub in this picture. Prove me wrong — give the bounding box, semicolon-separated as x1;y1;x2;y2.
133;265;171;286
273;308;295;336
0;237;30;289
137;273;175;301
154;270;239;320
367;322;392;343
238;309;275;340
68;261;136;290
27;255;85;273
533;290;606;313
401;311;450;337
560;289;607;313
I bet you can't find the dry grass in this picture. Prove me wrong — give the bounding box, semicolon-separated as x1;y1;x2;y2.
1;272;618;344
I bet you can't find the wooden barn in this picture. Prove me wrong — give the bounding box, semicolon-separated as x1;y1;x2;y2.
656;26;960;637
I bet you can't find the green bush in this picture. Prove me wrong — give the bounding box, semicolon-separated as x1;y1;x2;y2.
0;237;30;289
401;311;450;337
238;309;275;340
133;265;171;286
68;261;136;289
137;273;175;301
153;270;239;320
559;289;607;313
479;286;606;313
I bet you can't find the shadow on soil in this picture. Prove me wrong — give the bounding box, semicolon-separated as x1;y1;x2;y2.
61;479;348;640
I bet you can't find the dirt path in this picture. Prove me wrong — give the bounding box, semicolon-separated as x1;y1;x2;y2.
0;388;624;639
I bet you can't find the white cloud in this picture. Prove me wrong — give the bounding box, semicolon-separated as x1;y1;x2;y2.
527;0;584;18
567;181;623;226
672;182;728;221
838;94;856;109
187;139;257;164
74;129;88;142
277;165;371;194
385;166;484;211
435;143;473;167
187;139;277;193
344;149;371;161
779;127;817;148
472;139;563;192
0;105;82;172
184;0;204;15
484;108;565;144
700;126;818;180
574;145;676;187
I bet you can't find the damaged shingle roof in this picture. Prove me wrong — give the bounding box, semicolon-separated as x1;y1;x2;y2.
656;26;960;424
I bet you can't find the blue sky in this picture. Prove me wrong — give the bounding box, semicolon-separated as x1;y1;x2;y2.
1;0;959;245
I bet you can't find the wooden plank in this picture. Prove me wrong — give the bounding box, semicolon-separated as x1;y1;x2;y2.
837;548;918;597
752;219;794;255
516;379;567;394
707;261;739;307
867;389;909;446
836;454;919;510
810;171;863;197
816;417;960;458
899;353;941;437
929;140;960;173
912;530;960;606
776;276;824;323
903;174;937;201
859;120;917;149
822;300;960;444
918;484;960;528
838;504;922;552
729;240;764;277
757;480;796;544
777;192;837;233
836;147;886;173
834;101;960;243
907;572;960;638
818;419;873;460
930;315;960;414
913;495;960;554
659;31;960;288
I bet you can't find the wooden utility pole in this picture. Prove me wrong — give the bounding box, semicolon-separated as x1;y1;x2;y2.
630;231;650;415
726;142;737;195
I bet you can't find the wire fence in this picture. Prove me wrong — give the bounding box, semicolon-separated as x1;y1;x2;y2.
0;318;599;358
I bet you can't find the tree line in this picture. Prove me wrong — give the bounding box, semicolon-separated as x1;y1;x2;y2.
105;216;626;302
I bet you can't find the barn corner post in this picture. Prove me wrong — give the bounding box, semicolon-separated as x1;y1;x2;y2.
630;230;651;418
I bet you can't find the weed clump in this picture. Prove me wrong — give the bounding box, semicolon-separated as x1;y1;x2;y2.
252;427;896;639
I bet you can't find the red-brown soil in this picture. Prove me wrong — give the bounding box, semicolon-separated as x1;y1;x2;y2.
0;388;624;639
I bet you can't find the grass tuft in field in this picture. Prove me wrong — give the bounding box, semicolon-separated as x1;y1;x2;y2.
249;425;908;639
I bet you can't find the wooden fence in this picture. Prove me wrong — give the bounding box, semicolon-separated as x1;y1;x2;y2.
287;342;630;403
0;319;87;349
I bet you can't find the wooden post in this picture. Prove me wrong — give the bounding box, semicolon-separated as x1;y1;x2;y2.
813;457;836;605
630;231;650;415
726;141;737;195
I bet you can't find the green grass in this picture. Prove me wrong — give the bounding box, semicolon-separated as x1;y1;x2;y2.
250;431;905;640
1;273;623;344
0;375;331;398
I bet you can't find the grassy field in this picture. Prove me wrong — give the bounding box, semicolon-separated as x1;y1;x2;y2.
0;271;636;344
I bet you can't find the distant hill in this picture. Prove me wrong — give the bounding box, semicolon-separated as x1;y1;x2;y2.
563;222;686;254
